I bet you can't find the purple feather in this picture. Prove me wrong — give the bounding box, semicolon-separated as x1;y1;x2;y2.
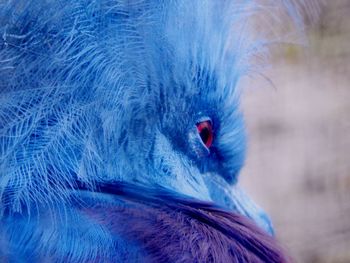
77;182;291;263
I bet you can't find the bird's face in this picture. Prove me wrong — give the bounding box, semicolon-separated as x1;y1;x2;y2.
114;62;273;233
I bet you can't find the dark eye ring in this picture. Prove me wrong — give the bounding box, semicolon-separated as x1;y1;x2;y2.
196;120;213;148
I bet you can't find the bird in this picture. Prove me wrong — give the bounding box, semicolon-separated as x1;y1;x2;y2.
0;0;308;262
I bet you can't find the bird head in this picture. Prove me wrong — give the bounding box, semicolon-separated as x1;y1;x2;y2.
0;0;306;235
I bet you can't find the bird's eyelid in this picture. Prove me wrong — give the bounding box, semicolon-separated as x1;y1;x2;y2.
188;128;210;158
195;116;212;125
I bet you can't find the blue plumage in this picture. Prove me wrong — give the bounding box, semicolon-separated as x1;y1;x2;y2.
0;0;309;261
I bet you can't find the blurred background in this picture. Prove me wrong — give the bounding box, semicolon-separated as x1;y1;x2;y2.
240;1;350;262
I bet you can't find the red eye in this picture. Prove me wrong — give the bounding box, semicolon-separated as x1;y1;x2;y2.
196;120;213;148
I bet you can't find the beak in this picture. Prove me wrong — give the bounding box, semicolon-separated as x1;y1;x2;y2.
229;185;275;235
206;176;274;235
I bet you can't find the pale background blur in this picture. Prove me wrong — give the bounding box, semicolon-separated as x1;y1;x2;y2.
241;1;350;262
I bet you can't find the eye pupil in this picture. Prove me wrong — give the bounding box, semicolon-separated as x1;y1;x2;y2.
200;127;210;144
196;120;213;148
